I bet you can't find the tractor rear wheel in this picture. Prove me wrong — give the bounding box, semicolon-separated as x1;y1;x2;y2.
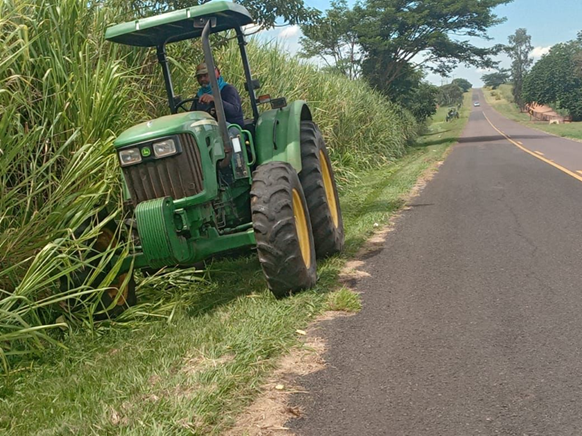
299;121;344;258
63;211;137;319
251;162;317;297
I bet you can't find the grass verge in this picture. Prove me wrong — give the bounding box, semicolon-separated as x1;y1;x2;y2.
482;85;582;141
0;96;470;436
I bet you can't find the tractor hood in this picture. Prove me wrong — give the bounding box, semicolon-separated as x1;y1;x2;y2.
114;112;217;148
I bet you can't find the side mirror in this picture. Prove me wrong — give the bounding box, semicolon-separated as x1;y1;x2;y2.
244;79;261;92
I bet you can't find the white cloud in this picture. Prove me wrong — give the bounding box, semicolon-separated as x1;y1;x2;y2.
278;25;301;39
530;46;551;59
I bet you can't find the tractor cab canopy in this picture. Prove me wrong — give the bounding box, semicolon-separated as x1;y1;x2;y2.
106;1;261;156
105;1;253;47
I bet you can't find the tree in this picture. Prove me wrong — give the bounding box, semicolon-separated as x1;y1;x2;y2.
437;84;464;107
523;38;582;121
451;78;472;93
381;65;438;121
299;0;361;79
406;82;439;122
103;0;319;30
481;70;510;89
506;28;533;110
353;0;511;96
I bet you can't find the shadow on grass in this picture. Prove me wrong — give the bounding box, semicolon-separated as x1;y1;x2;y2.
420;128;451;137
130;251;267;320
142;247;344;322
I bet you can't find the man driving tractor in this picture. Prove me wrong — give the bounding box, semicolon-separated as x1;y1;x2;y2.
193;62;244;127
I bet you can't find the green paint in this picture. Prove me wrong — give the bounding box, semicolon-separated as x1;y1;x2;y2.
255;100;309;172
107;2;314;276
114;112;217;148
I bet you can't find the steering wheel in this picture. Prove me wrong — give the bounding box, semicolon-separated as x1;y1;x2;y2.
176;96;199;113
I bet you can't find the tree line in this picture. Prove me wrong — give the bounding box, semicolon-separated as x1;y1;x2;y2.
105;0;514;121
299;0;511;120
482;28;582;121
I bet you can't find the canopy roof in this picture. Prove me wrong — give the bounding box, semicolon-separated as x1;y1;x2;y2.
105;1;253;47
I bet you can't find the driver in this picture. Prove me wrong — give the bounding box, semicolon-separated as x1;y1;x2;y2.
194;62;244;127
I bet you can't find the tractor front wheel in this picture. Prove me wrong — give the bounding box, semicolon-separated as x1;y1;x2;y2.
299;121;344;258
251;162;317;297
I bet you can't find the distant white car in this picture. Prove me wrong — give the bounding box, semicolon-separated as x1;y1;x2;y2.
474;101;480;107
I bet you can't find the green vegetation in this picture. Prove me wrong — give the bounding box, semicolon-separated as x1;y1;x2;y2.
299;0;361;80
483;85;582;141
1;92;471;435
505;28;533;110
438;83;464;107
481;70;511;89
452;78;473;93
326;287;362;312
1;0;420;369
1;0;475;432
299;0;508;121
523;34;582;121
483;84;521;118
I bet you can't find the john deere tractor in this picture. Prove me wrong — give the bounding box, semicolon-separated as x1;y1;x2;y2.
84;1;344;314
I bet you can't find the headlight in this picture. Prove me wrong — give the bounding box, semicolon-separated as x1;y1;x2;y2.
119;148;142;166
153;139;177;158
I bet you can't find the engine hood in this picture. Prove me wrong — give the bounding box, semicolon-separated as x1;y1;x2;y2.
114;111;217;148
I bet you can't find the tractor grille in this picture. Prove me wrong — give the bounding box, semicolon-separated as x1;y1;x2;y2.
123;133;204;205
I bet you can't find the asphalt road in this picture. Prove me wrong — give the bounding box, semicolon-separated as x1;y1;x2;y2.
288;90;582;436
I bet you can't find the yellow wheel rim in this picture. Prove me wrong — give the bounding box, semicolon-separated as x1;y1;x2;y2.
292;188;312;269
320;150;339;228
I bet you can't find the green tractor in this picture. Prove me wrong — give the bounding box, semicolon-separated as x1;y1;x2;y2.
81;1;344;314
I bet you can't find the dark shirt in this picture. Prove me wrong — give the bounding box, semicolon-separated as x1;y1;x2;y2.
195;84;244;127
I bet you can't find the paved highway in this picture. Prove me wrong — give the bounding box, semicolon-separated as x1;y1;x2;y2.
289;90;582;435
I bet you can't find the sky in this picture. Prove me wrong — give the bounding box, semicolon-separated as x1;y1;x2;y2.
255;0;582;87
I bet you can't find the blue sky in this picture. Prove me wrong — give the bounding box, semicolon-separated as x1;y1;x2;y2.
257;0;582;87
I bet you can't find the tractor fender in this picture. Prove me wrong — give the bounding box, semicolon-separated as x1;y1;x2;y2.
254;100;312;173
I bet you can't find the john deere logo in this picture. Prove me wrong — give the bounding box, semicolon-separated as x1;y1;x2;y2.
141;147;151;157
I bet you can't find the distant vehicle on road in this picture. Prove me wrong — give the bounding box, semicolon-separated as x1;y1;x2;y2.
474;101;480;107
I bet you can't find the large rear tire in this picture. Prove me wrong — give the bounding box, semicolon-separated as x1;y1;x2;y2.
63;211;137;320
251;162;317;297
299;121;344;258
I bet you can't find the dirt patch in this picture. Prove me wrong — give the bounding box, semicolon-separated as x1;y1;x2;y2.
224;321;331;436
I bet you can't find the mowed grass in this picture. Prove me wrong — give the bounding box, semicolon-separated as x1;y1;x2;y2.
0;99;470;436
482;85;582;141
